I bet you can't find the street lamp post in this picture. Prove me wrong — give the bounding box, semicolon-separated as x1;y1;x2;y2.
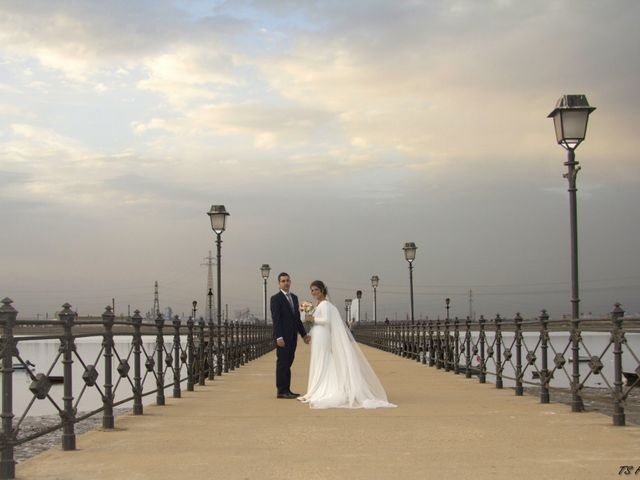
207;288;214;380
192;300;197;321
207;288;213;323
371;275;379;325
345;299;352;326
445;298;450;321
403;242;417;325
356;290;362;323
548;94;595;413
260;264;271;326
207;205;229;376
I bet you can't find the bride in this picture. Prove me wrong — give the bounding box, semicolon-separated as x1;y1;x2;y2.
298;280;396;409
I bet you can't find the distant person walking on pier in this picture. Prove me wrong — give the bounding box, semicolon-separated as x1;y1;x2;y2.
271;272;310;399
298;280;396;409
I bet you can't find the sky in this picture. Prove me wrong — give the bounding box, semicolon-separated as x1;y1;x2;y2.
1;0;639;322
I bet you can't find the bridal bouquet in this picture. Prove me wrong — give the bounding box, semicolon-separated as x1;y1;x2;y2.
300;301;315;325
299;301;314;314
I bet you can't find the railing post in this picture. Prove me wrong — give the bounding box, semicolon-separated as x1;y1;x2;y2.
239;323;243;367
102;306;115;429
384;323;389;352
208;316;215;380
611;303;625;426
59;303;76;450
230;322;236;371
478;315;486;383
371;324;376;349
453;318;460;374
246;324;251;363
435;319;442;369
391;325;397;355
494;314;503;389
198;318;206;386
514;313;523;396
224;321;230;373
236;323;241;368
187;317;195;392
570;316;584;412
465;317;472;378
155;313;165;406
405;323;410;358
384;325;389;352
246;324;251;362
539;310;550;404
131;310;143;415
0;298;17;479
246;325;251;361
444;318;451;371
411;324;417;362
173;316;181;399
240;324;246;365
421;322;427;365
428;320;435;367
249;325;255;360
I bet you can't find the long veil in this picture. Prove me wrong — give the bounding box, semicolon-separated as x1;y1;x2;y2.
324;300;395;408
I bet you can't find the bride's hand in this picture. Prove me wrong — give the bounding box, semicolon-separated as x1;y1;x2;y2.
304;314;314;322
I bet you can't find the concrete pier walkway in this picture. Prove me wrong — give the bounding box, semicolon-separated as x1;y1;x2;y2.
17;343;640;480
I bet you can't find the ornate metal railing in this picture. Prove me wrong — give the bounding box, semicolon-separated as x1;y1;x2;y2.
0;298;275;480
354;303;640;427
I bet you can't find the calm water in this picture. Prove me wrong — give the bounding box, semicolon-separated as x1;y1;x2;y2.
3;336;189;418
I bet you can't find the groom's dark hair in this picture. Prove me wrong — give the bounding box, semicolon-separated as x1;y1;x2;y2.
278;272;290;281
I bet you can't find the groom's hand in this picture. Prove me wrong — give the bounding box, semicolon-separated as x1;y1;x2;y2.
276;338;285;347
303;335;311;344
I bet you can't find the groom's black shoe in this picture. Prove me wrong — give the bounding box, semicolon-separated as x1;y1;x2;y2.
277;392;298;399
288;391;301;398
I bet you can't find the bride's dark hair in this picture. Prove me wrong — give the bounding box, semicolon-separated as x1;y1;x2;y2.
310;280;328;296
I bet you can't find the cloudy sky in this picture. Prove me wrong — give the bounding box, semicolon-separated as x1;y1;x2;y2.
1;0;639;322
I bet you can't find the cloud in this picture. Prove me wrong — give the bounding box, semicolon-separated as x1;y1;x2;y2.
137;46;241;107
133;101;336;149
0;0;244;82
252;0;640;170
0;102;35;120
0;123;162;209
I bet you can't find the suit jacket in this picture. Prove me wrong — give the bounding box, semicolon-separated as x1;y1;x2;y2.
271;291;307;341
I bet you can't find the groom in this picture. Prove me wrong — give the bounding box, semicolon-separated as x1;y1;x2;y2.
271;272;310;399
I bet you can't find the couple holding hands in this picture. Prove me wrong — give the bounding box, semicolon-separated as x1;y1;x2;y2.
271;272;395;409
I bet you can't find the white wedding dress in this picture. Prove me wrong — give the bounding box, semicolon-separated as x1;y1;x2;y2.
299;300;396;409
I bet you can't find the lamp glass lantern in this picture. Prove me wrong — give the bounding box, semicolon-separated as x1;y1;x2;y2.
371;275;379;288
547;95;596;151
403;242;417;263
207;205;230;234
260;264;271;279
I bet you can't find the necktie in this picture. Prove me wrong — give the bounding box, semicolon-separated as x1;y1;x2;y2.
286;293;294;311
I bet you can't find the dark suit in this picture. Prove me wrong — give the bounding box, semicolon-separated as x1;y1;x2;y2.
271;290;307;394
